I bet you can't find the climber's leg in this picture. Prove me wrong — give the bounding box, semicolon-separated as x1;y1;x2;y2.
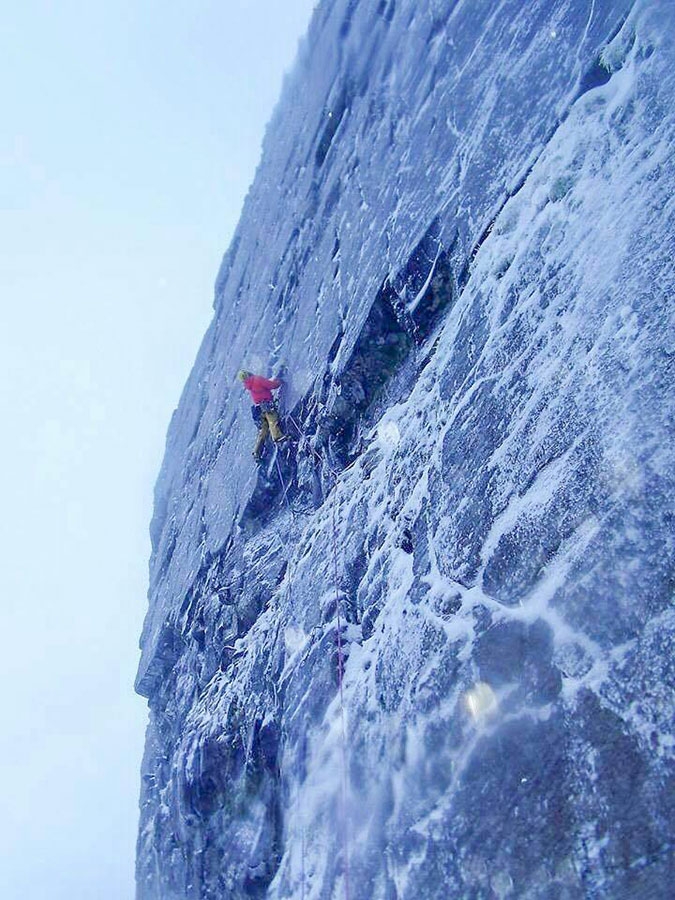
253;418;270;459
264;409;287;443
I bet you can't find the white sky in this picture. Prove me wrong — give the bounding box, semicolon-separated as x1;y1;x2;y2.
0;2;317;897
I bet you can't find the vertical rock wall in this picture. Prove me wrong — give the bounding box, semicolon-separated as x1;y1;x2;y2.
136;2;675;898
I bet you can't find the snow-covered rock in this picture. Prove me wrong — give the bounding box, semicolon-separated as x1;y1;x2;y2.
136;1;675;897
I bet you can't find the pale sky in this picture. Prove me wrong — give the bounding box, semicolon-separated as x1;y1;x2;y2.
0;2;317;897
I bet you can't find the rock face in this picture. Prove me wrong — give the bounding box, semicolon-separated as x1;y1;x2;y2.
135;2;675;898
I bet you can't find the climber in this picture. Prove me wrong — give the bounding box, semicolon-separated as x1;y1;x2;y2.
238;370;288;460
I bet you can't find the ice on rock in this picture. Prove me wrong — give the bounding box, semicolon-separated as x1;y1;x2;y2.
136;1;675;898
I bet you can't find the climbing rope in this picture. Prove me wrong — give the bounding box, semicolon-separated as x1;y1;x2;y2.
276;411;351;898
330;481;352;900
286;411;342;482
300;798;306;900
274;450;295;520
271;447;310;899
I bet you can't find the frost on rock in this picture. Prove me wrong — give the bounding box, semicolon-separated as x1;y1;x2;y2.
136;2;675;898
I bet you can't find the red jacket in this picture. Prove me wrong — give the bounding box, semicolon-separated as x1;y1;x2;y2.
243;374;281;405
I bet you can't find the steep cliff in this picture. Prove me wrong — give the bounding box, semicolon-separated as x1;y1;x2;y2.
135;1;675;897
